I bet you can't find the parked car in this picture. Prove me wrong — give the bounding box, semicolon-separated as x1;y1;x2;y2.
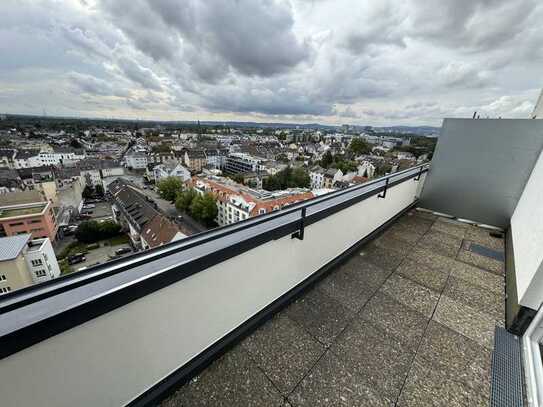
115;247;132;256
68;253;86;265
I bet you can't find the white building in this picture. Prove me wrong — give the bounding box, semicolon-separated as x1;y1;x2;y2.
153;163;191;182
0;234;60;294
309;166;327;189
357;161;376;178
38;148;86;166
24;237;61;284
125;150;148;170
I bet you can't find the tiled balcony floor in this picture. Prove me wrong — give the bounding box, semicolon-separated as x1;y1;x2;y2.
161;209;505;407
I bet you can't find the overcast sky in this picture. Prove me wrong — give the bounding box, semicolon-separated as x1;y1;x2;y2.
1;0;541;126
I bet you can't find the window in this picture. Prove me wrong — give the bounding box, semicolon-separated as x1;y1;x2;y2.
0;287;11;294
9;222;24;227
30;228;43;233
31;259;43;267
30;219;41;224
0;274;6;281
259;208;266;215
35;269;47;277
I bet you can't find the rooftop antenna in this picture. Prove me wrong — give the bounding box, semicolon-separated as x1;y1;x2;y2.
43;108;47;118
472;111;477;119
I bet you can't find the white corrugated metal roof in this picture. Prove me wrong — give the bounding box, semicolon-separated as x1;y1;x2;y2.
0;234;31;261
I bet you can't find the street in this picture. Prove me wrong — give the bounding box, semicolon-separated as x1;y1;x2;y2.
135;187;207;235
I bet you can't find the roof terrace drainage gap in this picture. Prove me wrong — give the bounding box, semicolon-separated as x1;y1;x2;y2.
466;242;505;262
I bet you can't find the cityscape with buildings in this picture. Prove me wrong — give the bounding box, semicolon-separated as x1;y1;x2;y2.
0;116;436;294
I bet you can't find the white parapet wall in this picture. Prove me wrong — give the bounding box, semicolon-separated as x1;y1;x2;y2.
511;148;543;310
0;171;426;407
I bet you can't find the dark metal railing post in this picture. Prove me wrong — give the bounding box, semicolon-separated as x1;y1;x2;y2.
414;166;423;181
378;177;389;199
292;207;306;240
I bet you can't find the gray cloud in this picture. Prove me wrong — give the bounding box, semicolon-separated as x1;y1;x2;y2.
0;0;541;125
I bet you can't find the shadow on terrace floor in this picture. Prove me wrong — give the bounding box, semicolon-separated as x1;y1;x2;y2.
161;208;505;407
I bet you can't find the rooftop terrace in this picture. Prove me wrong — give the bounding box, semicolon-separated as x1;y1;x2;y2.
161;209;505;407
0;204;45;219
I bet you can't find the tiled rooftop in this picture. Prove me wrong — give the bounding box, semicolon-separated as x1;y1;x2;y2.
161;209;505;407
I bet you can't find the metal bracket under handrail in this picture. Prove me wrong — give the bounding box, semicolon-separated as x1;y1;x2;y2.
291;207;306;240
414;166;424;181
378;178;389;199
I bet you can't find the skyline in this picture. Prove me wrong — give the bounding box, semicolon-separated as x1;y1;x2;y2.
1;0;542;126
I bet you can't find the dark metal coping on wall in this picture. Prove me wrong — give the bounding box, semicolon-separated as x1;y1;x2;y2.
0;164;429;361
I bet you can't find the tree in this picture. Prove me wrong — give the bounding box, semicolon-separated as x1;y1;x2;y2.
99;220;122;238
95;184;104;197
75;220;122;243
70;138;82;149
157;176;183;202
82;185;94;199
75;220;102;243
262;166;310;191
320;151;333;168
190;193;217;225
349;137;371;156
175;188;198;212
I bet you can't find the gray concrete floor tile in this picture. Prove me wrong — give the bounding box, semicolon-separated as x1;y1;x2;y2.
396;258;449;292
360;292;428;351
412;209;439;221
284;287;354;346
456;249;504;275
161;345;285;407
288;351;391;407
358;244;405;271
318;259;387;312
241;314;325;395
374;234;415;256
443;276;504;322
396;214;434;235
397;358;489;407
416;230;463;258
380;274;440;318
464;226;504;252
407;247;458;272
433;296;496;349
382;224;423;243
430;218;468;239
417;321;492;390
332;318;414;402
449;260;504;295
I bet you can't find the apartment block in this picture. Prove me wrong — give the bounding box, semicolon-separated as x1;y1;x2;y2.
0;234;60;294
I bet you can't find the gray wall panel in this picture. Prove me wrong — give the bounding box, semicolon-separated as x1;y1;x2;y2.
420;118;543;228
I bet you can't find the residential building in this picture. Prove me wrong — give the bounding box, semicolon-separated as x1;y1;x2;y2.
125;148;148;170
204;148;229;169
37;147;86;166
79;159;124;187
357;160;376;178
140;215;185;250
184;150;207;172
13;149;41;169
109;178;181;248
0;149;16;168
309;166;326;189
0;234;60;294
323;168;343;189
191;175;314;227
224;152;265;175
0;190;57;241
153;162;191;182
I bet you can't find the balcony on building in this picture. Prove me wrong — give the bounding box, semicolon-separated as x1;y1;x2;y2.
2;118;543;406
